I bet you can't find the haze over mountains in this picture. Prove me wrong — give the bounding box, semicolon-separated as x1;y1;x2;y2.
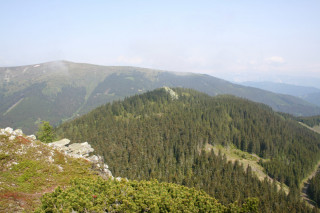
241;81;320;107
1;61;320;134
2;1;320;211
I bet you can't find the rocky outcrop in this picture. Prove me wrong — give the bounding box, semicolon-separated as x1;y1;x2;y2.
49;138;113;179
0;127;114;179
163;87;179;100
0;127;36;141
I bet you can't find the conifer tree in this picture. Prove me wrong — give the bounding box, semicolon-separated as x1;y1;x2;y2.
37;121;55;143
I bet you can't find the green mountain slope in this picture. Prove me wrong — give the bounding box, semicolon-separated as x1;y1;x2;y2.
56;88;319;212
1;61;320;134
1;128;253;212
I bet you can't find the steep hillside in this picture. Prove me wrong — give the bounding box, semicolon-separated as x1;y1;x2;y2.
0;127;257;212
56;88;319;212
1;61;320;134
0;128;101;211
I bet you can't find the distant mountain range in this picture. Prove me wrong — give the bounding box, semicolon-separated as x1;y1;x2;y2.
1;60;320;133
241;81;320;107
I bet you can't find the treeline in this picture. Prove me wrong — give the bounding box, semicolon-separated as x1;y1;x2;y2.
56;88;320;212
307;172;320;207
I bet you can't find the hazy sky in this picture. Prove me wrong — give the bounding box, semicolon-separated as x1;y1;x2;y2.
1;1;319;87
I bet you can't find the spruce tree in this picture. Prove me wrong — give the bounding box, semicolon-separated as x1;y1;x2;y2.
37;121;55;143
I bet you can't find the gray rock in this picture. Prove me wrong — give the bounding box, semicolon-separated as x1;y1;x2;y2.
0;127;22;140
87;155;102;164
49;138;70;148
1;127;115;180
8;135;16;141
26;135;36;141
67;142;94;157
49;139;113;179
13;129;23;136
4;127;13;135
163;87;179;100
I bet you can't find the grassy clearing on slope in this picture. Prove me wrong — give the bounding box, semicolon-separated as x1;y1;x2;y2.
299;122;320;134
312;125;320;134
300;159;320;206
0;134;97;212
205;143;289;195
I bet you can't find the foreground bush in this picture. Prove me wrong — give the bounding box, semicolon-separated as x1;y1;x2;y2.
37;178;258;212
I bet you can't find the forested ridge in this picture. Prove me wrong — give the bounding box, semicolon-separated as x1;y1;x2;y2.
2;61;320;134
56;88;320;212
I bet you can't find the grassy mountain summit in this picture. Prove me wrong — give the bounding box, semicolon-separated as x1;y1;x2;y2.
56;87;320;212
1;61;320;134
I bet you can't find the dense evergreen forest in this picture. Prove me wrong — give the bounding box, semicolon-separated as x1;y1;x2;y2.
307;172;320;207
56;88;320;212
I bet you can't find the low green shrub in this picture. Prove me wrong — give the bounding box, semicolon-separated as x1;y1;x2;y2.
37;178;258;213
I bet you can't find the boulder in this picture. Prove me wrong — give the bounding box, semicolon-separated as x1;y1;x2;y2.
67;142;94;157
13;129;23;136
49;139;113;179
4;127;13;135
0;128;114;179
163;87;179;100
26;135;37;141
49;138;70;148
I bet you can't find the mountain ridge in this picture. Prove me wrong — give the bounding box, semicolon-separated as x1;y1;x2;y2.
1;60;320;134
241;81;320;107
